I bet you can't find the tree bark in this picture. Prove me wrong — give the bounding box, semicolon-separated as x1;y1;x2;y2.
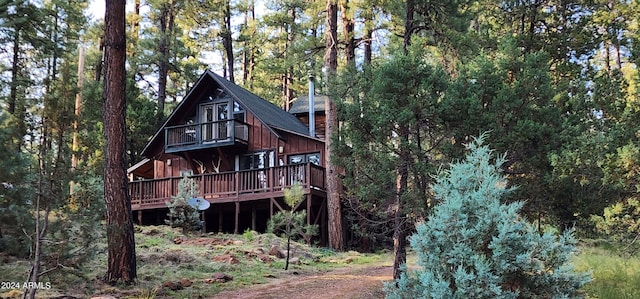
103;0;137;285
283;8;296;110
324;0;343;251
363;7;373;65
23;132;49;299
9;28;20;115
71;46;85;172
392;129;409;279
242;1;255;88
403;0;415;53
340;0;355;67
222;0;235;83
156;0;174;127
95;37;105;82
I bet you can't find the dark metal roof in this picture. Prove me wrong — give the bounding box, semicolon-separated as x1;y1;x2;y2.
211;71;310;136
288;95;328;114
141;70;312;157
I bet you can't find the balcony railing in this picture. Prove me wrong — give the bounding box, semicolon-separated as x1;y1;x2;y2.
165;119;248;152
130;163;326;209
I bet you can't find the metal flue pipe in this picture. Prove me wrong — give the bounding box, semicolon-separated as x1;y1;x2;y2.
308;74;315;137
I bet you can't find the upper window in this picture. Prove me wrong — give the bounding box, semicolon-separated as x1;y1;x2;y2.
233;101;245;122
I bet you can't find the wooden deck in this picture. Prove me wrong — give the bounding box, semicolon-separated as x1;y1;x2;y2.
130;163;325;210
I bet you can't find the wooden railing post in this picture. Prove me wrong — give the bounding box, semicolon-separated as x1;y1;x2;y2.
234;171;239;197
306;163;311;188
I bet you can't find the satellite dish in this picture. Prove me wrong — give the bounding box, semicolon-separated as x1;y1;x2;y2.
187;197;210;211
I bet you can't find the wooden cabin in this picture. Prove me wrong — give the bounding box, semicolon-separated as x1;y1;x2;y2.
128;70;327;242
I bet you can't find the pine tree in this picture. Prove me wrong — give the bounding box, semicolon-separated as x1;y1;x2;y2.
385;135;590;299
103;0;137;285
267;183;318;270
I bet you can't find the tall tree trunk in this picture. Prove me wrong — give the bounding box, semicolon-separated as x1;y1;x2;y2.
70;46;85;198
157;0;174;127
223;0;235;83
363;7;373;65
23;123;50;299
283;8;296;110
403;0;415;53
95;37;105;81
242;1;255;87
71;46;85;173
129;0;141;82
340;0;355;67
9;26;27;148
324;0;343;251
103;0;137;285
392;130;409;280
9;29;20;115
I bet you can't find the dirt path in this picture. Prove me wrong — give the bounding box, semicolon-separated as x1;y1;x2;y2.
208;265;393;299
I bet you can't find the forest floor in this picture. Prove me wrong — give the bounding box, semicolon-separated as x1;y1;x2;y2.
206;264;392;299
0;226;395;299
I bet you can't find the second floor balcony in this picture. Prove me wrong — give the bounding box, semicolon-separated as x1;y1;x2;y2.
165;119;248;153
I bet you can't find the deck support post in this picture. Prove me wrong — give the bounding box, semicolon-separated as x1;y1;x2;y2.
201;211;206;234
234;201;240;234
218;209;223;233
137;210;142;225
251;204;256;231
307;194;311;225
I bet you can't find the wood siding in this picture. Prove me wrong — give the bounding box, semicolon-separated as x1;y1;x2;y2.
246;112;279;151
295;113;326;140
147;111;325;180
152;155;193;179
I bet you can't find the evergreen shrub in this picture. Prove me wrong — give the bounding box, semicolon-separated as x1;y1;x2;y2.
165;174;201;233
385;136;591;299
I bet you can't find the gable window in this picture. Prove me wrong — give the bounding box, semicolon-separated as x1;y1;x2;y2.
233;101;245;121
233;102;248;140
201;101;230;142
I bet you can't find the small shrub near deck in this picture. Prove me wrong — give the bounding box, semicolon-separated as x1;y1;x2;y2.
165;175;201;233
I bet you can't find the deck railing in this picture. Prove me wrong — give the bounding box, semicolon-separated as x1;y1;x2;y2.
165;119;248;150
130;163;325;209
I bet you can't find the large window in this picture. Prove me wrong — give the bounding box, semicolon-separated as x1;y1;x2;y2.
201;101;230;142
238;151;273;190
288;152;321;166
239;151;274;170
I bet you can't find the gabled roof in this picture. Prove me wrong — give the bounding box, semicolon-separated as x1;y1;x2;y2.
141;70;312;157
215;72;310;136
289;95;328;114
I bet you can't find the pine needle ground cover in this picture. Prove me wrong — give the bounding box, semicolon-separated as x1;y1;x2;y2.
0;225;390;298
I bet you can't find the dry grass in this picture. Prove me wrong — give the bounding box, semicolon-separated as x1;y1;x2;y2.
573;245;640;299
